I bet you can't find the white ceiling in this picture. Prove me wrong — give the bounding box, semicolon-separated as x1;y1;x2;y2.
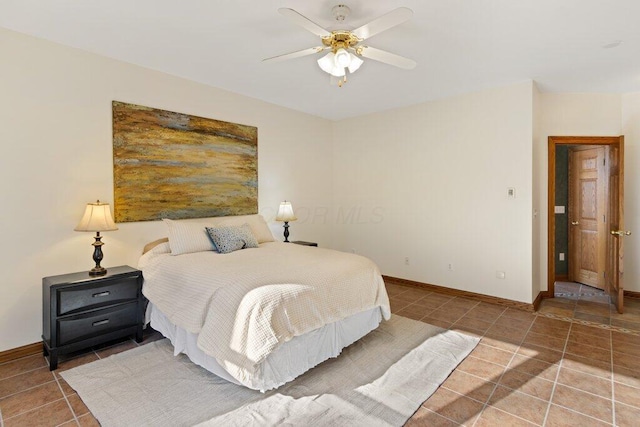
2;0;639;120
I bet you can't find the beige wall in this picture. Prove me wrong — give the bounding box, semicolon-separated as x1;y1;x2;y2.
332;82;535;303
0;28;334;351
3;26;639;353
621;93;640;294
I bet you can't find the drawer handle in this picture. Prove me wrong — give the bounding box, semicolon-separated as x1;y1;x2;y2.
92;319;110;327
92;291;110;298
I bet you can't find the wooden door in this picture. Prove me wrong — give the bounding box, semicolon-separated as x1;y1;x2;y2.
568;146;607;290
607;137;626;313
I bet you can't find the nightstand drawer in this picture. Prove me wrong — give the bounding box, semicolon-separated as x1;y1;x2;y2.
57;302;138;346
58;276;139;316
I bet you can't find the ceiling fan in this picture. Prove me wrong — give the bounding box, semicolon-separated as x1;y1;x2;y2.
263;5;417;87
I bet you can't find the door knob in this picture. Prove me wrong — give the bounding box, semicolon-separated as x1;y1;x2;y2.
571;221;579;226
611;230;632;236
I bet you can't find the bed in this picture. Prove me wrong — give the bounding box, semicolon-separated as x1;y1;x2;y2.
138;215;391;392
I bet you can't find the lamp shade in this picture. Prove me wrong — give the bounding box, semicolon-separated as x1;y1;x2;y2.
275;201;297;222
74;200;118;232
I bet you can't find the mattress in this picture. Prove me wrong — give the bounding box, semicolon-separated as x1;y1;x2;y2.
148;302;384;391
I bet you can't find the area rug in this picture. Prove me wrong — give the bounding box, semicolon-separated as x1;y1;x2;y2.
61;315;479;427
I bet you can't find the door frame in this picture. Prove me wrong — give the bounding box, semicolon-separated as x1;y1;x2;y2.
547;136;621;298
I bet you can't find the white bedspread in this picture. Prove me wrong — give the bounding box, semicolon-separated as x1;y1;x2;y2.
139;242;390;389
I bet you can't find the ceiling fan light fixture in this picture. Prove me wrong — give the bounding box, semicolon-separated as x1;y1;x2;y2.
334;48;351;68
348;54;363;73
317;52;335;74
318;51;346;77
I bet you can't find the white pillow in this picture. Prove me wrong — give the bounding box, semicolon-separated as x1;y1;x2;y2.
163;215;274;255
218;215;275;243
163;219;215;256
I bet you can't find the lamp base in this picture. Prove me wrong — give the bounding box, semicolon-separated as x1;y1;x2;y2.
88;232;107;276
89;266;107;276
283;221;290;243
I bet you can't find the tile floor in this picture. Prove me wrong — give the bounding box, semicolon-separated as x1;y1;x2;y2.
1;280;639;426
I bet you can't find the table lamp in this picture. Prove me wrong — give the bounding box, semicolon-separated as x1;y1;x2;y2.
275;201;297;243
74;200;118;276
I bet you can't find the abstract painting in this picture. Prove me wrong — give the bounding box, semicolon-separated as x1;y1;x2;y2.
112;101;258;222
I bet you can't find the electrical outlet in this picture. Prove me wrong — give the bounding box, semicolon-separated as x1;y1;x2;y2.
559;253;565;261
448;263;453;271
404;257;410;265
496;271;506;279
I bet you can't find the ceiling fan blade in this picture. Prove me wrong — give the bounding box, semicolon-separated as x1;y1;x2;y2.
263;46;326;63
352;7;413;40
358;46;416;70
278;8;331;37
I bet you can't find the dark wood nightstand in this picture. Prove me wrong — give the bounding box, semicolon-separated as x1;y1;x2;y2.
42;265;145;370
292;241;318;247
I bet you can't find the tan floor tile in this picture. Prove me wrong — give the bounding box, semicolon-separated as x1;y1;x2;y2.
498;369;554;401
565;341;611;364
456;356;505;381
393;293;422;304
0;381;64;418
612;337;640;357
522;331;567;351
610;318;640;331
616;402;640;427
528;323;571;340
568;329;611;350
405;406;461;426
396;309;426;321
429;307;472;323
575;303;612;317
500;308;536;322
487;385;548;425
551;384;613;423
449;326;484;339
545;404;611;427
485;324;528;343
469;344;514;366
442;298;478;311
612;351;637;370
467;303;505;319
480;335;521;353
532;316;572;331
570;323;611;339
562;353;612;380
0;367;55;399
492;315;534;331
557;367;612;399
452;316;493;333
614;382;640;409
422;317;453;330
538;304;575;317
475;405;537;426
0;355;47;381
441;370;496;404
517;343;563;365
390;298;410;312
422;387;483;425
613;365;640;389
508;354;559;382
611;330;640;347
2;398;74;427
574;312;611;325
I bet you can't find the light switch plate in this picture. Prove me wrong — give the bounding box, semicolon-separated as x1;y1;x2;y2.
555;206;565;214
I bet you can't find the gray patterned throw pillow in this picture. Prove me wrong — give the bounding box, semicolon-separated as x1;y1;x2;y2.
205;223;259;254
